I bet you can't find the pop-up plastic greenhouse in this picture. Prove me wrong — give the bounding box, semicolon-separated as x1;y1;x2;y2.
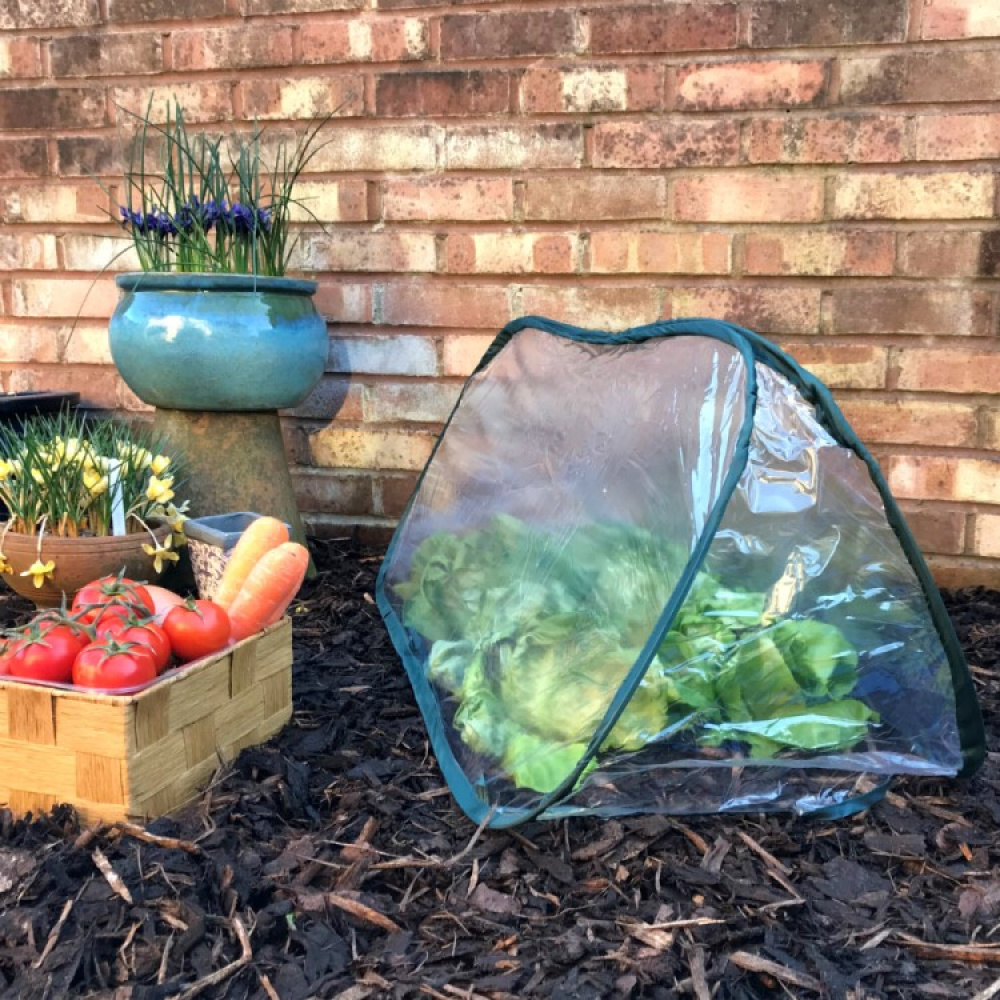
376;317;985;828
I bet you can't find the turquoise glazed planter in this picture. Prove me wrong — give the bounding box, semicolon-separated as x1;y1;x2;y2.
109;273;328;411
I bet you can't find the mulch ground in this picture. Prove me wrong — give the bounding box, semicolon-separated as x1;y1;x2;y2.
1;536;999;1000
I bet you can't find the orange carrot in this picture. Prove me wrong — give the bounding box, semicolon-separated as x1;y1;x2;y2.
214;516;290;610
226;542;309;641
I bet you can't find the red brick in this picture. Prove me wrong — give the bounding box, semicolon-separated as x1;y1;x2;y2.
383;178;513;222
441;334;495;376
55;138;121;178
588;4;739;54
444;125;581;170
444;233;577;274
894;348;1000;393
831;288;993;336
520;65;661;114
362;380;461;423
376;71;512;117
309;425;437;471
300;16;428;63
378;473;420;518
841;52;1000;104
672;173;824;223
916;113;1000;161
0;233;56;270
523;175;666;221
919;0;1000;39
0;138;47;177
312;283;373;325
238;78;362;120
832;171;994;220
675;60;828;111
108;0;226;19
589;231;731;275
887;455;1000;505
330;333;438;376
899;503;967;556
749;0;906;45
246;0;362;12
379;281;510;329
0;88;106;131
0;184;108;223
10;278;119;319
520;285;660;329
298;231;436;273
744;231;894;276
838;398;977;447
747;115;906;164
0;322;61;363
7;366;122;410
288;376;363;422
290;469;372;517
441;11;576;60
898;232;985;278
172;26;295;71
112;83;233;124
286;180;368;224
923;555;992;589
782;342;888;389
49;33;163;78
1;0;99;29
592;120;739;169
309;126;437;171
0;38;42;78
665;286;820;335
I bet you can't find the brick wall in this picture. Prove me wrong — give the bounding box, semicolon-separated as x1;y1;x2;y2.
1;0;998;585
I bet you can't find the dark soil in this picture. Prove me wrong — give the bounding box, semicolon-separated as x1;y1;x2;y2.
1;537;999;1000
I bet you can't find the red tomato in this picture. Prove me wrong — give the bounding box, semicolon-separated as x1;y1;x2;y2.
7;623;90;685
99;619;172;674
72;576;154;624
163;600;232;662
72;639;158;691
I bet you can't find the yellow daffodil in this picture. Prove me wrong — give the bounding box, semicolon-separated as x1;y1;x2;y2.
150;454;171;476
30;466;45;485
146;475;175;504
0;550;11;574
21;558;56;589
0;459;13;481
83;466;109;496
142;534;180;574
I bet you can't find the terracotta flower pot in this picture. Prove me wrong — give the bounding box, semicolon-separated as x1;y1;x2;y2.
0;523;171;608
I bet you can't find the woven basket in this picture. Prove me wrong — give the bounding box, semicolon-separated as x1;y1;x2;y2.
0;619;292;824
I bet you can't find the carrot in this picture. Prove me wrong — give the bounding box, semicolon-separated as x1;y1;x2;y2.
226;542;309;641
214;516;290;611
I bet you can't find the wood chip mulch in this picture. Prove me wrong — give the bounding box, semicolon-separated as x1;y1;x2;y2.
1;537;999;1000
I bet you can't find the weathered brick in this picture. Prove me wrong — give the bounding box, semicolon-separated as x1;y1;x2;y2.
838;398;978;447
377;473;420;518
784;342;888;389
445;233;578;274
286;180;368;224
842;52;1000;104
894;347;1000;393
831;288;992;336
589;231;731;275
297;231;437;273
62;322;113;365
744;231;894;276
112;83;233;124
330;334;437;377
916;113;1000;161
10;278;119;319
440;11;576;60
379;281;510;329
238;78;362;121
984;410;1000;451
312;283;372;325
898;232;986;278
7;365;123;410
887;455;1000;505
520;285;660;329
288;376;363;421
0;88;106;131
0;234;57;270
665;286;820;335
309;126;437;171
383;178;513;222
172;26;294;71
309;426;437;471
376;71;512;117
50;33;163;78
300;16;428;63
441;334;495;376
0;139;47;178
588;4;739;54
362;381;461;423
973;514;1000;559
832;172;993;220
747;115;906;164
444;125;580;170
749;0;907;46
60;235;141;272
520;65;661;114
108;0;227;20
56;138;121;177
290;469;372;516
592;120;739;169
0;324;61;364
0;184;108;224
673;173;824;223
523;175;666;221
920;0;1000;39
675;59;828;111
0;38;43;78
900;504;967;556
1;0;99;29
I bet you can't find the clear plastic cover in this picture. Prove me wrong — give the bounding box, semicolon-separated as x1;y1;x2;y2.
379;326;967;823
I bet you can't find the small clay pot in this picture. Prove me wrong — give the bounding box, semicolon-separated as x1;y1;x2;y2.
0;523;171;608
